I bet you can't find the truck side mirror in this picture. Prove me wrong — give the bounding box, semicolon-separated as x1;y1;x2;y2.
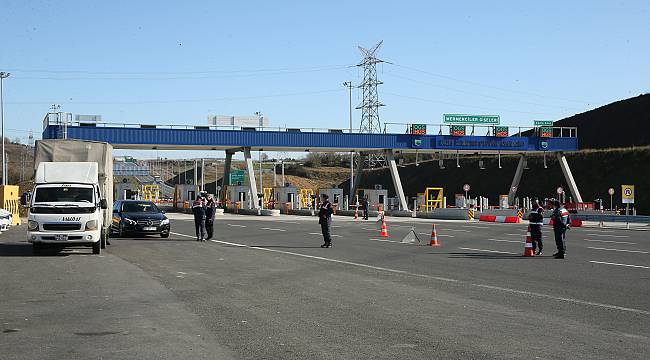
100;199;108;209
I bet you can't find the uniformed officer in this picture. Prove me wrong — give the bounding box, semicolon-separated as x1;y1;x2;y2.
528;202;544;255
361;196;369;220
551;200;570;258
192;196;206;241
318;194;334;248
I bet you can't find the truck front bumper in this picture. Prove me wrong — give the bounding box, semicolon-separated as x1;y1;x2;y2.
28;230;100;244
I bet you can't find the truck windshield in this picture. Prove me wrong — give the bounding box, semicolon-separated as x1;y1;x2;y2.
34;187;94;203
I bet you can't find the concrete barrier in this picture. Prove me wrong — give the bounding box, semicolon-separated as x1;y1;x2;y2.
479;214;521;223
417;208;470;220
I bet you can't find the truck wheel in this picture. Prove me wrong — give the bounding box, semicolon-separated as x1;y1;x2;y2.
92;241;101;255
32;243;41;256
161;233;169;238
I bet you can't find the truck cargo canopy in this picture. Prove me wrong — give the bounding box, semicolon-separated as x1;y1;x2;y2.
35;162;99;184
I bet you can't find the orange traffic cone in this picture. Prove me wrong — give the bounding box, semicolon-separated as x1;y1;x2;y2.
354;206;359;221
523;225;535;257
380;215;389;237
429;224;440;247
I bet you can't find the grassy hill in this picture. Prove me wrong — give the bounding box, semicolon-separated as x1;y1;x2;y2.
554;93;650;149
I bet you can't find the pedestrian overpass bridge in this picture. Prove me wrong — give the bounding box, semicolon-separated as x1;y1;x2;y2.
41;119;582;210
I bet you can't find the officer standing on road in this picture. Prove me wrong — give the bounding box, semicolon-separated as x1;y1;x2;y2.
361;196;369;220
528;202;544;255
551;200;570;258
205;195;216;240
319;193;334;248
192;195;207;241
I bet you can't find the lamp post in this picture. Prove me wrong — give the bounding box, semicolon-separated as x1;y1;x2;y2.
343;81;354;203
0;72;10;185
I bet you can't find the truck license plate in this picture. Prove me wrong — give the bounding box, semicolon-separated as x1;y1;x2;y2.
143;227;156;231
55;234;68;241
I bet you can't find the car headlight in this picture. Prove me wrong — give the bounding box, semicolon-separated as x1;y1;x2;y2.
124;218;136;225
28;220;39;231
161;218;170;225
85;219;98;230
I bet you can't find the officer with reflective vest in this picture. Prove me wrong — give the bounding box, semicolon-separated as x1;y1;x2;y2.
551;200;570;259
318;194;334;248
528;202;544;255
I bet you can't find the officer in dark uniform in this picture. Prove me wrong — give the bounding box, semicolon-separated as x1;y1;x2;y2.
528;202;544;255
318;194;334;248
192;196;206;241
361;196;369;220
551;200;569;258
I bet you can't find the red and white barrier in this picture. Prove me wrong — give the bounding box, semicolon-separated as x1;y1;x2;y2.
542;218;583;227
479;215;521;223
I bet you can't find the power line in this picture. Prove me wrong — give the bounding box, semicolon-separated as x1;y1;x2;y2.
388;62;592;105
7;64;354;80
383;91;566;117
7;88;346;105
384;72;583;112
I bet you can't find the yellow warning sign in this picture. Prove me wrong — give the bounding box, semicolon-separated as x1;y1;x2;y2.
621;185;634;204
517;209;524;219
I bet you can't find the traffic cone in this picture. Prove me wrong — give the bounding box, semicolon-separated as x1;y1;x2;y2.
380;214;389;237
523;225;535;257
429;224;440;247
354;206;359;221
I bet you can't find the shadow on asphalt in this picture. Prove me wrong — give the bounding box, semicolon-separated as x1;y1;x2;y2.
444;252;554;259
0;242;74;257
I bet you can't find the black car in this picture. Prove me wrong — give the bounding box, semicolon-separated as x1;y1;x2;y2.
111;200;170;238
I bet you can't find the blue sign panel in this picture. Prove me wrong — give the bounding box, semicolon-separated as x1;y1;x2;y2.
435;136;529;151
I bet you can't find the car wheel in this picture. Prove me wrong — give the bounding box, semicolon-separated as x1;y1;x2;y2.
161;232;169;238
92;241;101;255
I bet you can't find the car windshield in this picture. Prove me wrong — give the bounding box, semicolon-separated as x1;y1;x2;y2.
122;202;160;213
34;187;93;203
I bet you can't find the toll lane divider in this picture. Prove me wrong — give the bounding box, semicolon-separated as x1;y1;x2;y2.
479;215;521;223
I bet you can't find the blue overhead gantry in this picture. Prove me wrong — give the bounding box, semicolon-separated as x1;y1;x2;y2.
42;117;581;211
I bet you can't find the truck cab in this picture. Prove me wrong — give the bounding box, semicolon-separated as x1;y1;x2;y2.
27;162;108;255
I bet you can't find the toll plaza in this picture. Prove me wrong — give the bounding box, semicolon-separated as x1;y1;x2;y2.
41;118;582;220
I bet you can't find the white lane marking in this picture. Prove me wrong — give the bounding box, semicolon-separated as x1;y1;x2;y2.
170;232;650;316
487;239;521;243
260;227;287;232
587;247;649;254
227;224;247;228
331;234;342;238
584;239;637;245
462;225;490;229
458;247;518;255
308;232;341;238
419;233;454;237
445;229;471;233
369;238;397;243
362;227;377;231
589;261;650;270
586;233;629;238
505;233;525;236
278;221;300;224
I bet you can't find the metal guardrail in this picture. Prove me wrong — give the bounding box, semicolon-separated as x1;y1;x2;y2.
573;214;650;224
43;118;578;138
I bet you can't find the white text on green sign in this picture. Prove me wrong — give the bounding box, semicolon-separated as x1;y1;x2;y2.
443;114;500;125
534;120;554;126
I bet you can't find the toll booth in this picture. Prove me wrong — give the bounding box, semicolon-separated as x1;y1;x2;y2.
359;188;388;211
227;185;252;209
174;184;201;209
274;185;298;209
115;182;140;200
319;188;343;206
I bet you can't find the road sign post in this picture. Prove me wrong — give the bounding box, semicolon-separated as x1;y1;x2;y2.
463;184;470;203
608;187;614;210
621;185;634;217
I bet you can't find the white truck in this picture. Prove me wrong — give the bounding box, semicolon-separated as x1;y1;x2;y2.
26;139;114;255
27;162;108;254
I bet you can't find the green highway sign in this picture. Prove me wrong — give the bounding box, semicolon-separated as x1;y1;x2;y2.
534;120;554;126
443;114;500;125
229;169;245;184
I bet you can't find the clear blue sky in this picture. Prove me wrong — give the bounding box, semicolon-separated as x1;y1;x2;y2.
1;0;648;159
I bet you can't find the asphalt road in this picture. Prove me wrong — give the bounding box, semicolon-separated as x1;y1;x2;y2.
1;214;648;359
